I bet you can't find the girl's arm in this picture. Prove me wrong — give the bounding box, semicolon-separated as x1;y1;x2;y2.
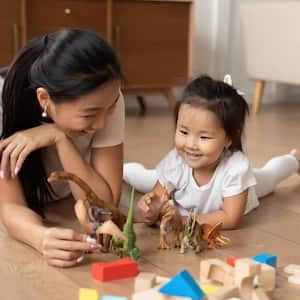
195;190;248;229
55;135;123;206
0;177;96;267
138;181;169;223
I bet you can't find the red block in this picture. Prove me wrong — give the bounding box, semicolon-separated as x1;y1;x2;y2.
226;257;237;267
92;258;138;282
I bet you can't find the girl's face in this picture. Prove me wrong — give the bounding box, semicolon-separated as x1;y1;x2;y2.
175;104;232;174
39;80;121;137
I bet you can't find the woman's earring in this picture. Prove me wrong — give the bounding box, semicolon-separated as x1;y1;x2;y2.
41;105;48;118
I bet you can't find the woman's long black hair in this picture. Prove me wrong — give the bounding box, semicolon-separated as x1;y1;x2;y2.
1;29;122;216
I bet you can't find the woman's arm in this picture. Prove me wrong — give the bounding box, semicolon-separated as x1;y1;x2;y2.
195;190;248;229
0;178;45;251
0;177;97;267
55;135;123;206
91;143;123;207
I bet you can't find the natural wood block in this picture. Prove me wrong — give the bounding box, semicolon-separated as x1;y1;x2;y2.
200;259;234;286
134;272;156;292
257;264;276;291
234;258;261;286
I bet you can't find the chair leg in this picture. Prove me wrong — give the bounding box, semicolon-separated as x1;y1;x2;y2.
252;80;265;114
136;95;147;115
163;88;176;110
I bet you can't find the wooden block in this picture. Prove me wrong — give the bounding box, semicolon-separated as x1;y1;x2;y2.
207;286;240;300
251;288;270;300
288;273;300;285
92;258;138;282
234;258;261;286
132;287;192;300
79;288;98;300
257;264;276;291
200;284;219;296
101;296;128;300
226;257;238;267
253;253;277;268
134;272;156;292
284;264;300;274
200;259;234;286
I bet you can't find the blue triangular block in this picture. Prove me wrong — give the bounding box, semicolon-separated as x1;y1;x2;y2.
253;253;277;268
159;270;205;300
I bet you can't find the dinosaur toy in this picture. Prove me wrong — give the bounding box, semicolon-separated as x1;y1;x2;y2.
155;186;230;251
180;210;203;254
48;171;127;251
110;188;140;260
158;187;183;250
180;210;230;254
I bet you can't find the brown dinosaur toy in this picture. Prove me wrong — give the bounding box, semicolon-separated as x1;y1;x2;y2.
152;186;230;251
47;171;127;251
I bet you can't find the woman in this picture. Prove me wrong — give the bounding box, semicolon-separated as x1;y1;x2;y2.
0;29;124;267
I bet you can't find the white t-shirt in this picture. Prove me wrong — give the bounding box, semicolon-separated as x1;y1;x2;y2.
156;148;259;216
0;76;125;199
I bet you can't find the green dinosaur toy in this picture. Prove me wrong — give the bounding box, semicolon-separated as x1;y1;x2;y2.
110;187;140;260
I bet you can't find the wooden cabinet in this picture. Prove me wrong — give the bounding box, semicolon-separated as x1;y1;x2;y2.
26;0;110;41
0;0;193;109
0;0;22;66
113;0;192;89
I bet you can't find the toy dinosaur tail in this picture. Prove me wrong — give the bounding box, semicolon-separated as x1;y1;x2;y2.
48;171;110;208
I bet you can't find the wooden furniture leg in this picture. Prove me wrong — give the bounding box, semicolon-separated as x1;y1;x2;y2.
252;80;265;114
136;95;147;116
163;88;176;110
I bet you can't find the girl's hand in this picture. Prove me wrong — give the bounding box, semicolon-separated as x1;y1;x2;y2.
0;124;65;179
138;192;164;224
41;227;100;268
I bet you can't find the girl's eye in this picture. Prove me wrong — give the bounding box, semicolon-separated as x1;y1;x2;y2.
200;136;211;139
179;130;188;135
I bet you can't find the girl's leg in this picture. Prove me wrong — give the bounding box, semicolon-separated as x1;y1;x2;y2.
123;163;158;193
253;150;299;198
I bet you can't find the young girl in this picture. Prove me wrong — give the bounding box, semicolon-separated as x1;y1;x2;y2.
0;29;124;267
124;75;300;229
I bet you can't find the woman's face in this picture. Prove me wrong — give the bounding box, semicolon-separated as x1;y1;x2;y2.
40;80;121;137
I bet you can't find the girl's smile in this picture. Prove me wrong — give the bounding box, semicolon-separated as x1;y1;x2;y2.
175;104;232;176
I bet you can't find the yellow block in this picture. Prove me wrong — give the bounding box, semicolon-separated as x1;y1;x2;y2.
200;284;219;295
79;288;99;300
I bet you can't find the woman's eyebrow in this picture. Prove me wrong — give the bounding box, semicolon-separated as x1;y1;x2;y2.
81;93;120;112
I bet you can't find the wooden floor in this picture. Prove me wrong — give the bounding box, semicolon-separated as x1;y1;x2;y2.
0;100;300;299
124;100;300;298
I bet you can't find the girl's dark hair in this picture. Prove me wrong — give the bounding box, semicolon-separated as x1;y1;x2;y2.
175;75;249;152
1;28;122;216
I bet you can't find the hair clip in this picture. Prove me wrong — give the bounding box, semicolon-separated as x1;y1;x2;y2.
42;35;48;47
223;74;245;96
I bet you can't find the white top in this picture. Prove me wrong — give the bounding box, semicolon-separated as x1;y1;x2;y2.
0;76;125;199
156;148;259;216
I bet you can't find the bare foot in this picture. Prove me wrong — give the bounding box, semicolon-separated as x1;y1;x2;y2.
290;149;300;174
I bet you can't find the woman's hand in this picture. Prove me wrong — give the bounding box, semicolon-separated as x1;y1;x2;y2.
0;124;65;179
41;227;100;268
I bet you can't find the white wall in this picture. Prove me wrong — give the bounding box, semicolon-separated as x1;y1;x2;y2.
194;0;296;104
